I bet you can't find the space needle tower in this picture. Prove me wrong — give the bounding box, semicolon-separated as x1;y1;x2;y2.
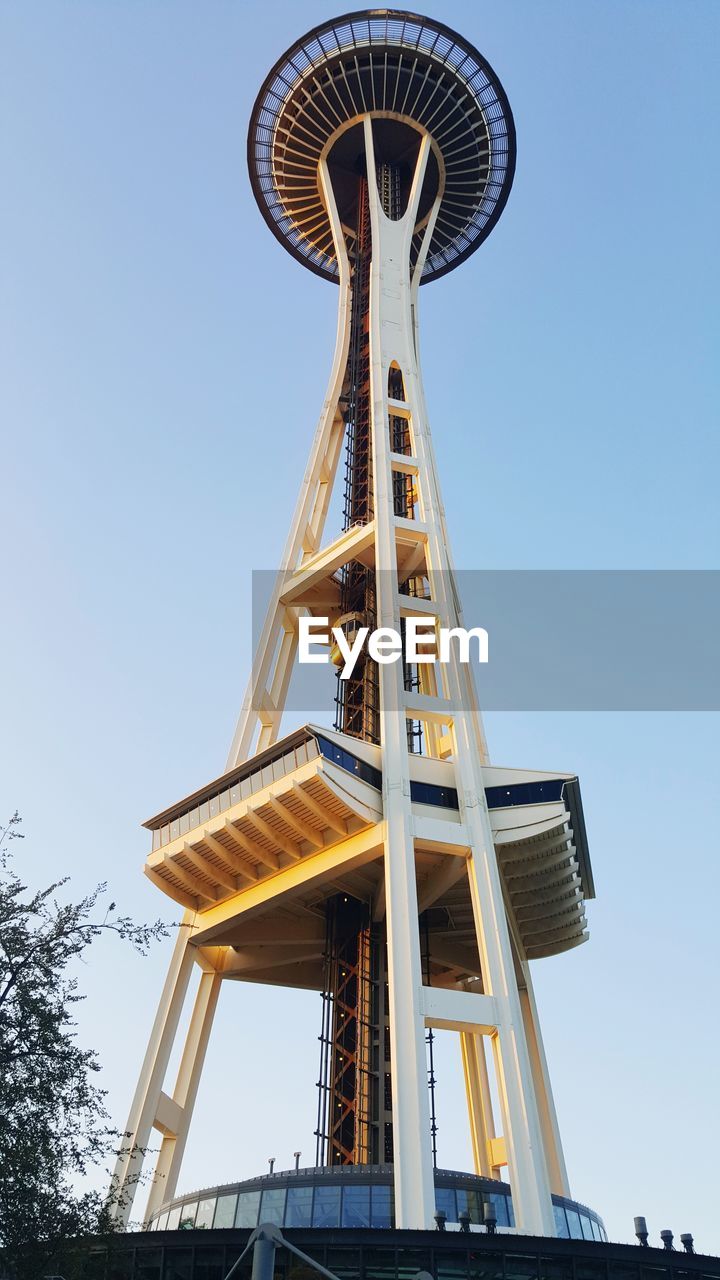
112;10;599;1241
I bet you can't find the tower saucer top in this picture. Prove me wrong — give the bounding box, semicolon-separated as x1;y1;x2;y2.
247;9;516;285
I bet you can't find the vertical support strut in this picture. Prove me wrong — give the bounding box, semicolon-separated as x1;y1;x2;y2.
335;176;378;745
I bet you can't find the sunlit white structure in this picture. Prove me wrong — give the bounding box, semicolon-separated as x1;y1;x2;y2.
111;10;596;1238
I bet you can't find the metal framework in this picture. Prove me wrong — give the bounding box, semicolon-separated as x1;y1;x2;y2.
110;9;597;1244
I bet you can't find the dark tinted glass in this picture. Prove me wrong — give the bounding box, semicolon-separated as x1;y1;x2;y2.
396;1249;432;1280
437;1247;470;1280
108;1250;135;1280
506;1255;539;1280
575;1261;608;1280
194;1248;226;1280
608;1266;640;1280
540;1258;572;1280
136;1249;162;1280
364;1247;397;1280
469;1251;503;1280
325;1247;360;1280
162;1249;193;1280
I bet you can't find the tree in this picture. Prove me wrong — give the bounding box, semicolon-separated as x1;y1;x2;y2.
0;812;169;1279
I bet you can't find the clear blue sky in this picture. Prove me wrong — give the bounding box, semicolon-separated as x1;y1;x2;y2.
1;0;719;1250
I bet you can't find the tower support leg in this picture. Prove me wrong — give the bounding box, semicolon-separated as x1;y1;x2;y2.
144;957;225;1220
364;116;436;1230
109;918;196;1223
460;1031;497;1179
518;970;570;1198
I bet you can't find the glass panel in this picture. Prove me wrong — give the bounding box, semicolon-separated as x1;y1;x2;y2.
435;1186;457;1222
396;1250;432;1280
437;1247;470;1280
179;812;189;836
608;1267;640;1280
487;1192;510;1228
552;1204;569;1239
108;1251;135;1280
213;1193;237;1229
580;1213;595;1241
285;1185;313;1227
364;1248;396;1280
136;1250;162;1280
566;1207;584;1239
178;1202;197;1229
208;796;219;818
540;1258;572;1280
259;1186;286;1225
198;802;210;823
162;1249;193;1280
575;1263;608;1280
591;1219;602;1243
312;1184;341;1227
166;1206;182;1231
342;1183;371;1227
84;1249;109;1280
506;1256;538;1280
456;1185;484;1224
286;1249;324;1280
195;1197;216;1230
371;1183;393;1228
235;1189;261;1228
224;1253;252;1280
157;1211;170;1232
469;1253;504;1280
170;820;180;842
325;1248;360;1280
195;1248;227;1280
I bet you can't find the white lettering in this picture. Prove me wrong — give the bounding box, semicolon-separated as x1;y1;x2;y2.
298;616;330;663
439;626;489;665
334;624;370;681
367;627;403;664
404;616;437;663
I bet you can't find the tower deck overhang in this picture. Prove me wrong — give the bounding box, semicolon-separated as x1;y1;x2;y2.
143;724;594;968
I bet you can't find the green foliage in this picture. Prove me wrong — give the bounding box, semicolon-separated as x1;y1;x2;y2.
0;813;169;1279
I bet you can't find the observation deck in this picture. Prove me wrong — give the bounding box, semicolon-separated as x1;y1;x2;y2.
247;9;516;283
143;725;594;968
